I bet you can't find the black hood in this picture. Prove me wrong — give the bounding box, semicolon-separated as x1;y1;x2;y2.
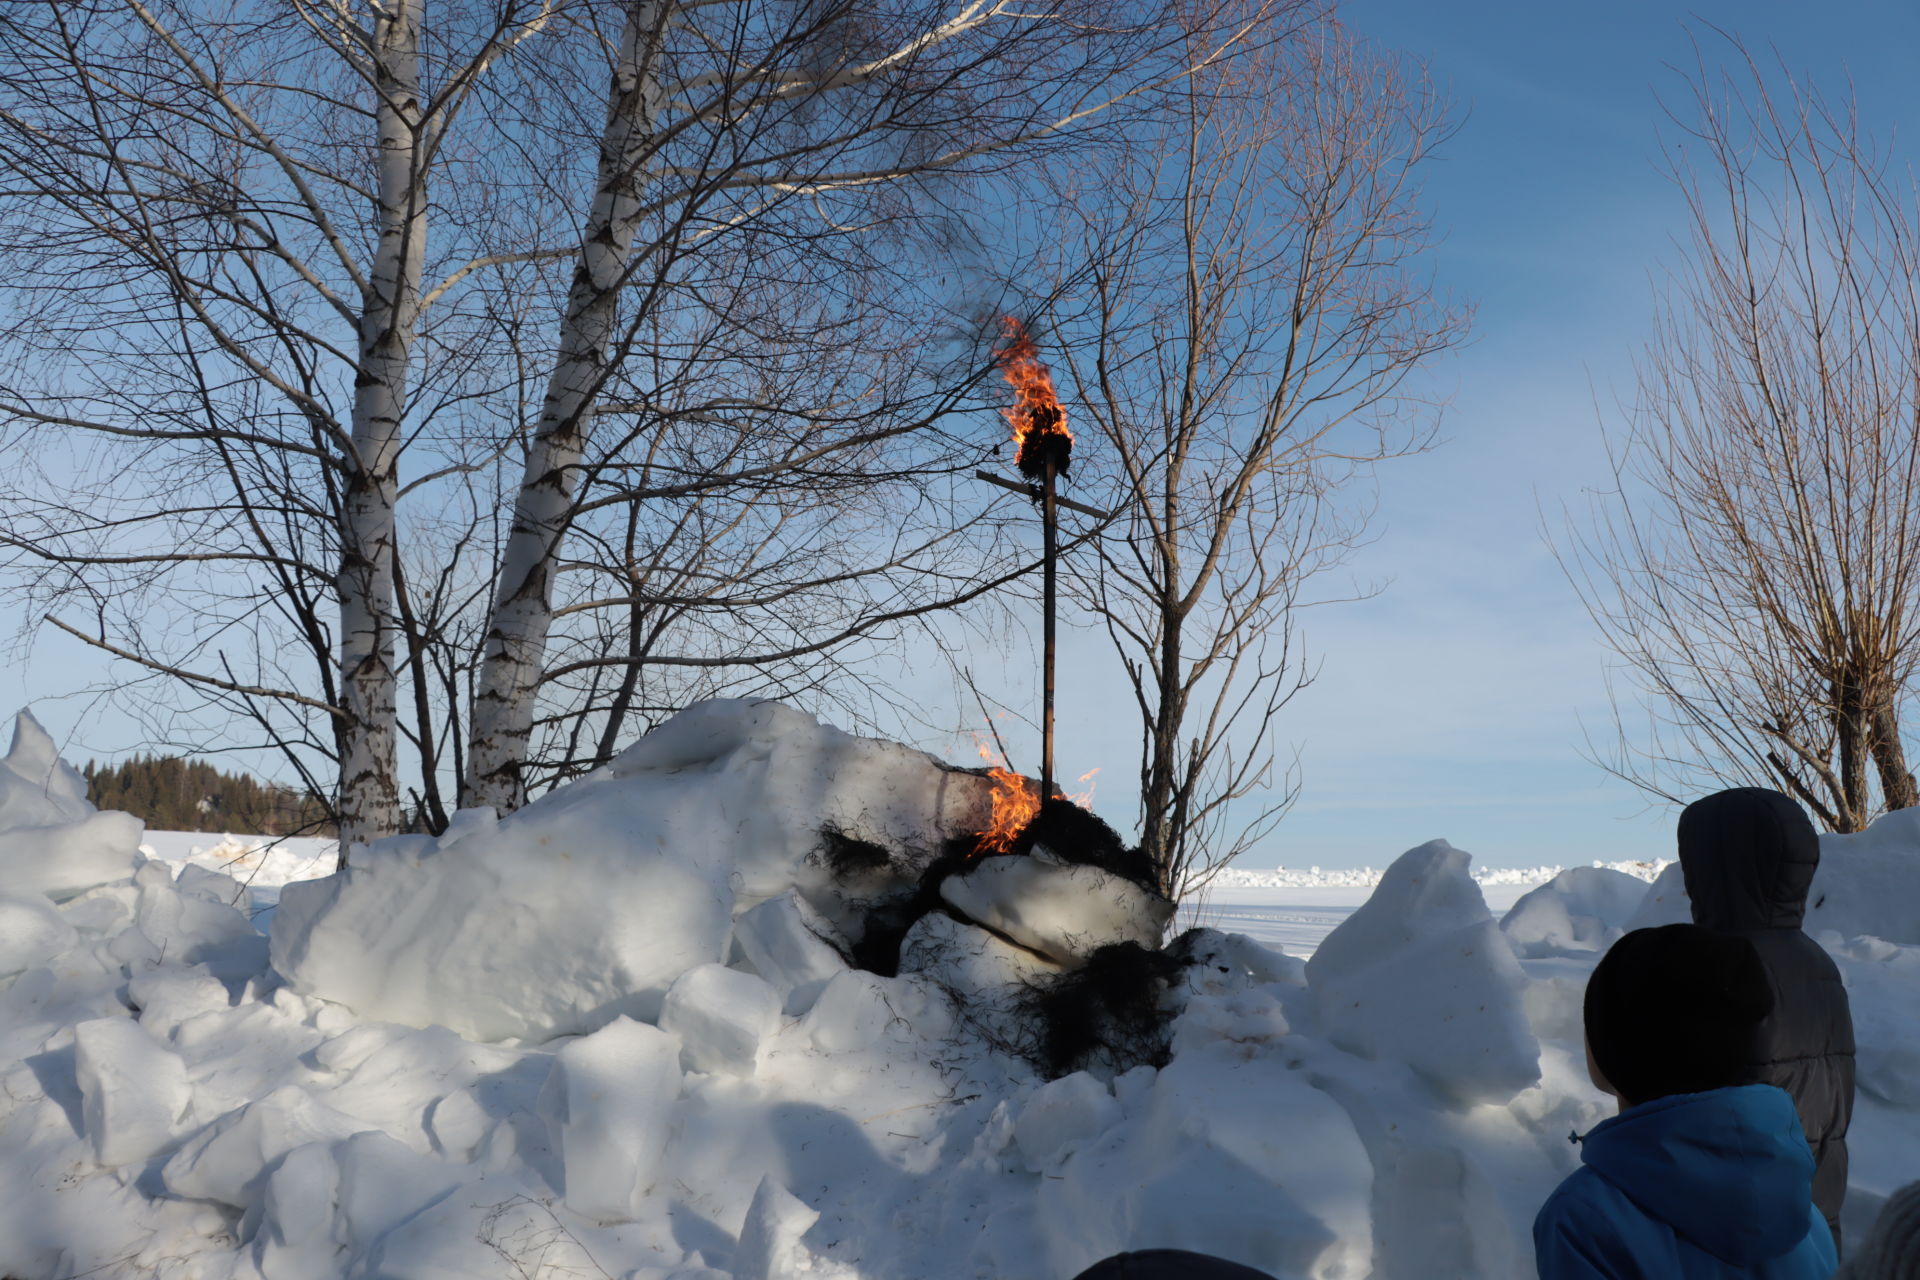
1677;788;1820;931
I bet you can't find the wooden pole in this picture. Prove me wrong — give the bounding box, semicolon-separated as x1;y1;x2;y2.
1042;457;1057;802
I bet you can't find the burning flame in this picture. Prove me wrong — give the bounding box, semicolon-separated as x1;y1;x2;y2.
975;743;1041;855
993;317;1072;479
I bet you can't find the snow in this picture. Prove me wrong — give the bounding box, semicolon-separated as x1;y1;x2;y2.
1305;840;1541;1106
268;702;995;1044
939;853;1174;964
732;891;851;1016
1498;865;1650;958
661;965;782;1076
0;711;144;901
2;699;1918;1280
73;1016;192;1165
538;1016;683;1223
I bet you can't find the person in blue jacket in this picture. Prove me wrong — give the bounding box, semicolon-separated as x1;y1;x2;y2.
1534;923;1837;1279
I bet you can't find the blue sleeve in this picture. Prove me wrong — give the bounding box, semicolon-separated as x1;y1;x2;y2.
1533;1186;1628;1280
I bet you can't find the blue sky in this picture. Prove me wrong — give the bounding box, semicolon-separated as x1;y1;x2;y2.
6;0;1916;869
1002;0;1920;869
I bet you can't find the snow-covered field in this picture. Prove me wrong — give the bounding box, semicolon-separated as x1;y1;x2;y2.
2;702;1916;1280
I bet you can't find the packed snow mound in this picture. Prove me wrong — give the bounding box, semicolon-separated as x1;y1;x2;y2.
1209;859;1670;890
5;719;1920;1280
1619;808;1920;944
1809;810;1920;944
0;709;144;900
939;854;1174;965
1306;839;1540;1106
1500;866;1650;958
272;700;994;1043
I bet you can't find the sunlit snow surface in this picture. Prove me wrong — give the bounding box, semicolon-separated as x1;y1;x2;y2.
3;703;1916;1280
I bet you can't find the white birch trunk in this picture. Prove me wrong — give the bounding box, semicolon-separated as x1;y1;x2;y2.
465;0;666;813
337;0;426;859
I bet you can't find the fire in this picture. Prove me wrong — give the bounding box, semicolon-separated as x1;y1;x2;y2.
975;743;1041;855
993;316;1072;480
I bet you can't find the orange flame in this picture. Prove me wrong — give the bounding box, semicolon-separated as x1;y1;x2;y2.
975;742;1041;855
993;317;1071;475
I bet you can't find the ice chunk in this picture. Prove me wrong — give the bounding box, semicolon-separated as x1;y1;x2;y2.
732;891;849;1015
1306;840;1540;1106
1500;866;1650;958
0;709;90;827
734;1176;847;1280
800;970;900;1054
1622;861;1691;931
270;814;731;1044
1015;1072;1121;1174
661;963;781;1075
0;711;143;901
1808;811;1920;944
126;963;232;1041
1039;1045;1372;1280
1826;936;1920;1106
939;855;1175;965
331;1130;466;1249
163;1084;373;1209
0;811;144;903
537;1016;682;1223
133;858;260;965
900;909;1061;991
0;890;76;975
251;1141;342;1280
73;1016;191;1165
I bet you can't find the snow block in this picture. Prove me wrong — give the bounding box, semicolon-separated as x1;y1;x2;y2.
0;710;143;901
1039;1046;1373;1280
251;1140;342;1280
73;1016;192;1165
1825;936;1920;1107
1306;840;1540;1106
0;890;76;976
163;1084;373;1210
939;855;1175;965
1808;811;1920;944
1015;1072;1122;1175
1622;861;1691;931
538;1016;682;1223
270;813;731;1044
735;1175;846;1280
732;891;849;1015
661;963;782;1075
0;709;90;827
1500;866;1650;958
800;970;900;1055
134;858;260;964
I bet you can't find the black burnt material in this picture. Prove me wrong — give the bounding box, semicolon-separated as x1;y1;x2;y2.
1008;799;1159;894
817;824;891;877
1021;941;1183;1077
1016;418;1072;480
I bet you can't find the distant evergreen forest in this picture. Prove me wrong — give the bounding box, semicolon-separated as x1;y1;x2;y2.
83;756;335;836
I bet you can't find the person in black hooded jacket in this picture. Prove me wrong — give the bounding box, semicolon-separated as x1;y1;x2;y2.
1679;787;1856;1252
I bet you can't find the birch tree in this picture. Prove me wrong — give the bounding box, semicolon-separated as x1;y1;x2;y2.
0;0;560;855
0;0;1289;848
460;0;1298;812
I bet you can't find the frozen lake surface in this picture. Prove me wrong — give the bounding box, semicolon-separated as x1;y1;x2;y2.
1180;883;1539;959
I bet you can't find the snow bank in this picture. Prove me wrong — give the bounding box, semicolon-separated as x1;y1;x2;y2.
1617;807;1920;945
2;705;1918;1280
1208;858;1670;891
271;701;993;1043
939;854;1173;965
1499;865;1650;958
1305;839;1540;1106
0;709;143;900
